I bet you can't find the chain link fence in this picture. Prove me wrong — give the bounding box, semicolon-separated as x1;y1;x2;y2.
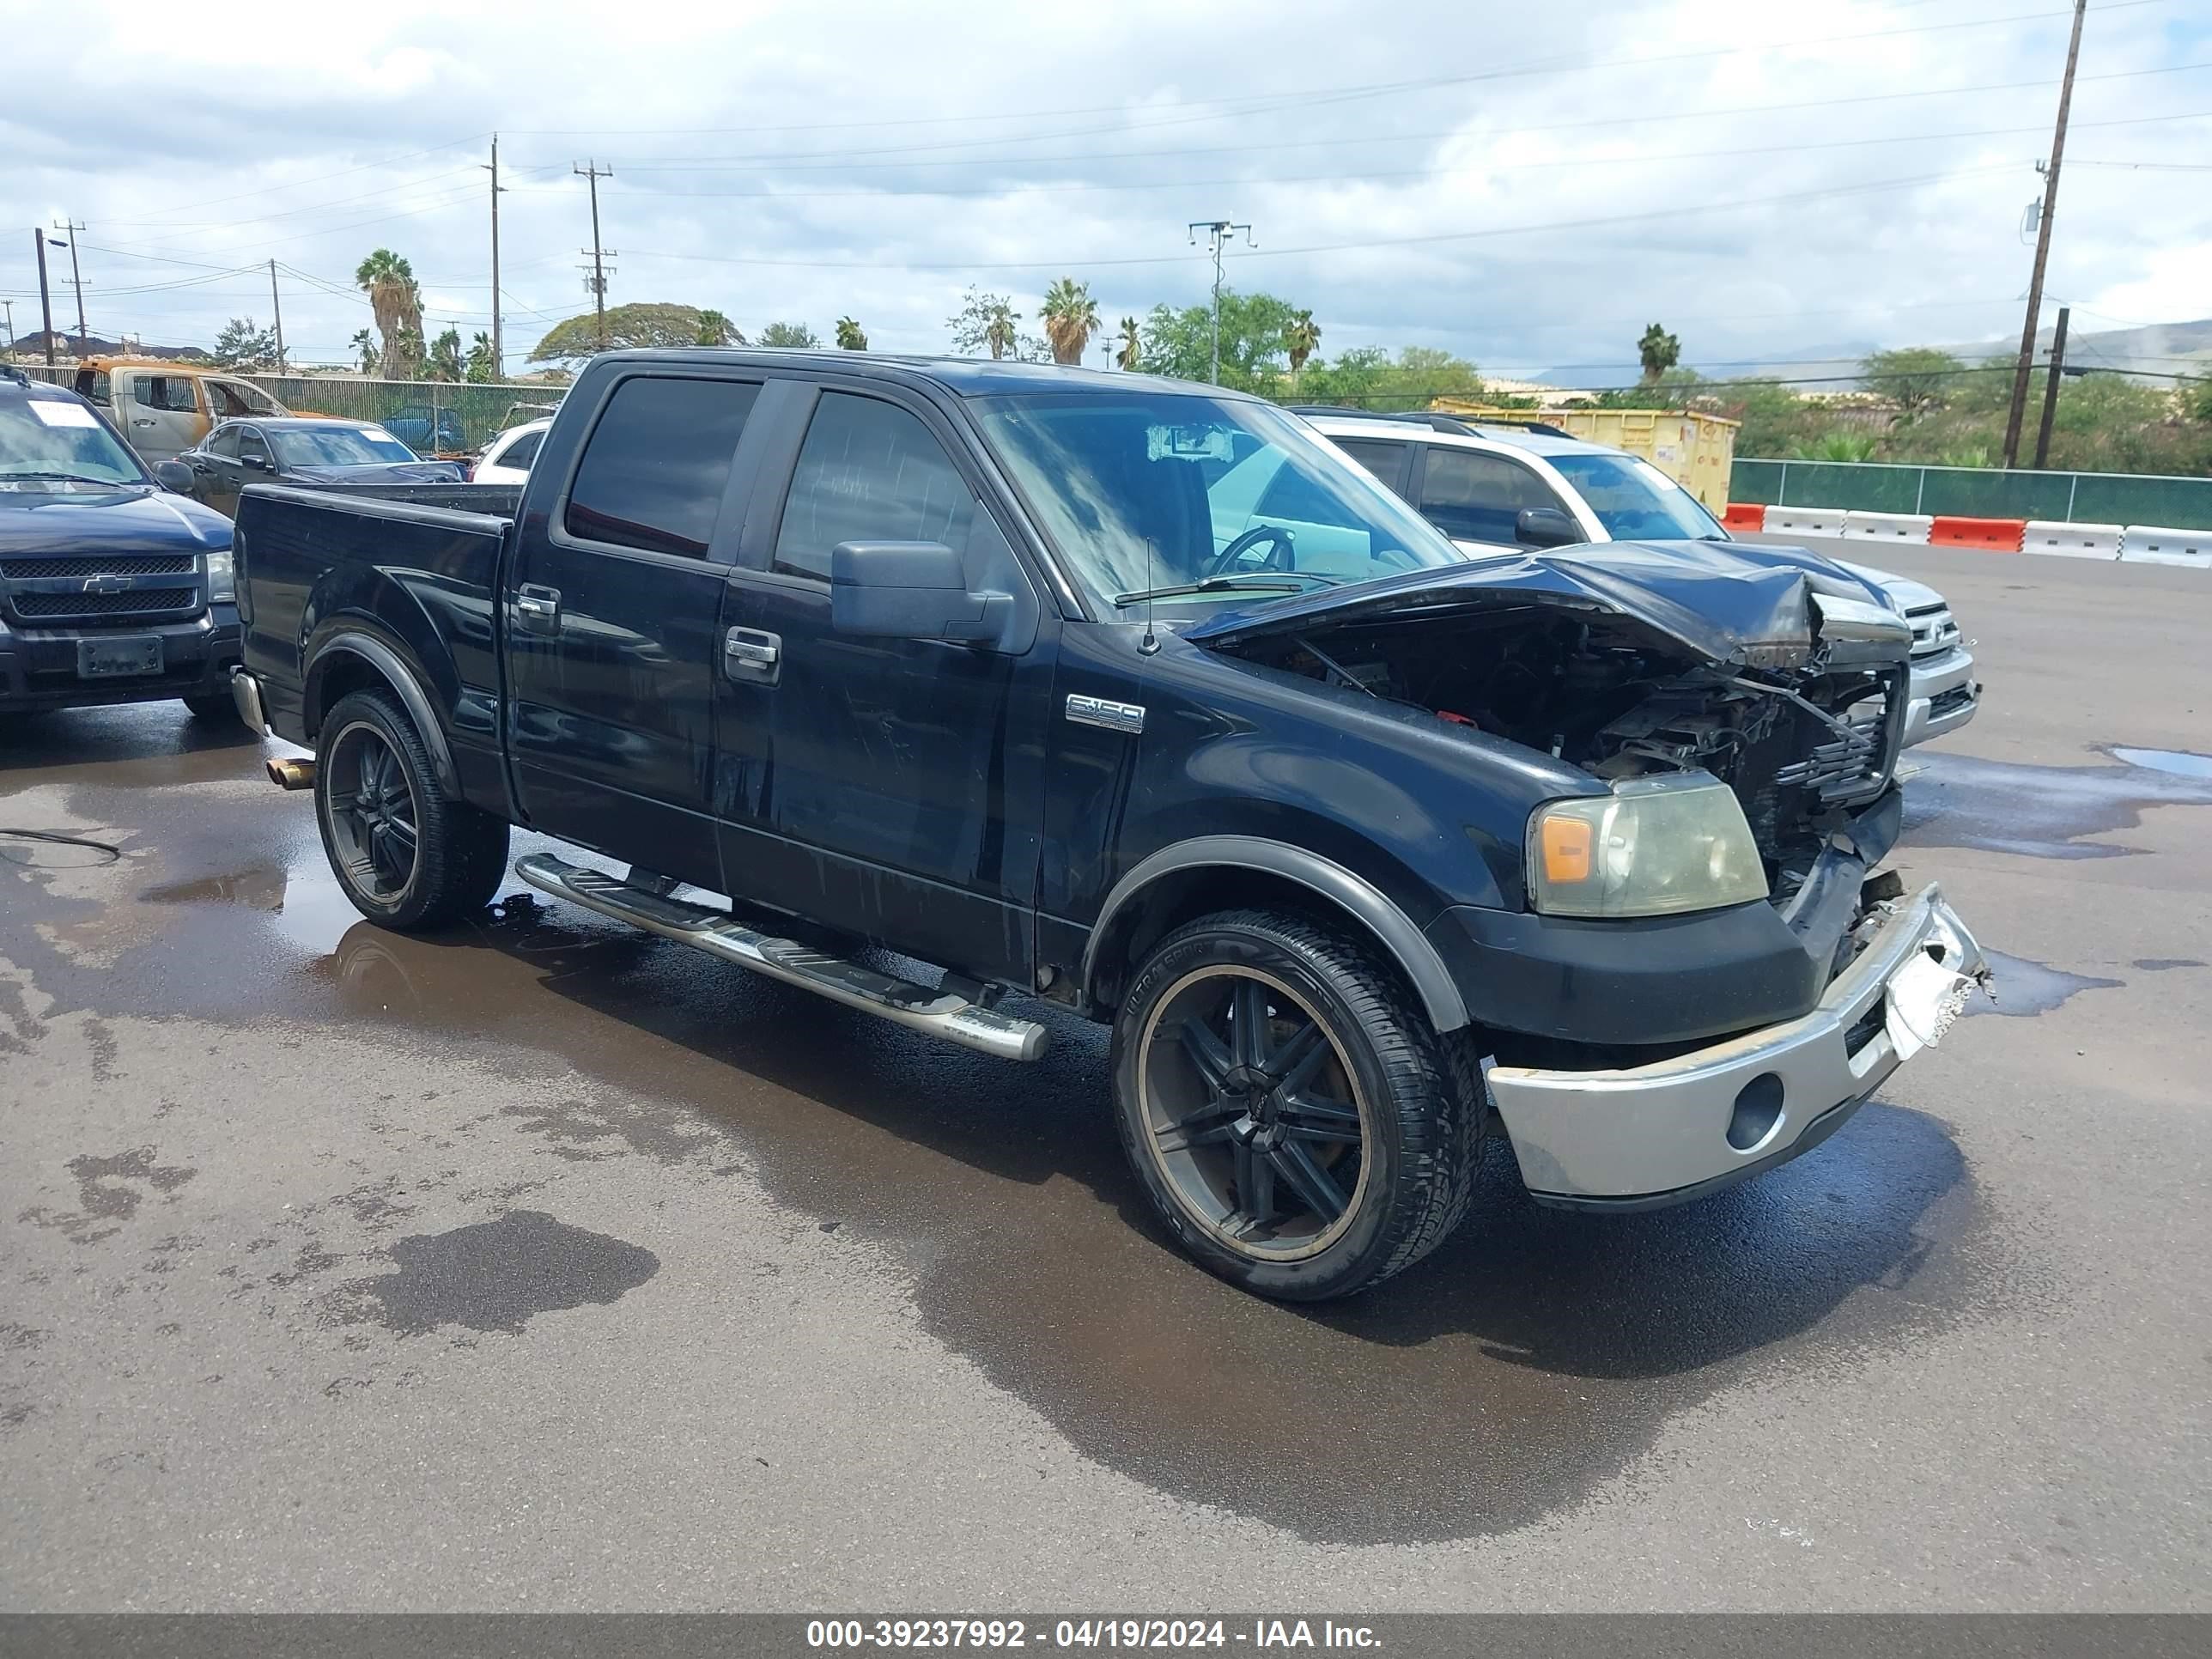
1730;458;2212;530
243;376;563;454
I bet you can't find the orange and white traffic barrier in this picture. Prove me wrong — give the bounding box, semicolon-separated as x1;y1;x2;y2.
1841;510;1933;544
1929;516;2027;551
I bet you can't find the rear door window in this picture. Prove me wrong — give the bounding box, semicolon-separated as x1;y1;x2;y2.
563;376;761;558
1334;437;1412;495
500;428;544;472
208;426;240;459
1416;447;1567;544
771;392;975;580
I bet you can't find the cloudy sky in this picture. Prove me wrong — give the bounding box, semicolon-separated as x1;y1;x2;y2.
3;0;2207;384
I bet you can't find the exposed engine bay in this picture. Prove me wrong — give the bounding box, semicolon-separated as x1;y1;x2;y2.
1219;603;1906;890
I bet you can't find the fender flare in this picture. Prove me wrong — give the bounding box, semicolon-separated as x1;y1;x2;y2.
305;629;460;796
1081;835;1470;1032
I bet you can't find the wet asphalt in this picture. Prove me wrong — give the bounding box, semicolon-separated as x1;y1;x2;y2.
2;544;2208;1608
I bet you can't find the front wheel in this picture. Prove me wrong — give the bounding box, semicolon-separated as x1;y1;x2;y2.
313;688;509;932
1111;909;1482;1300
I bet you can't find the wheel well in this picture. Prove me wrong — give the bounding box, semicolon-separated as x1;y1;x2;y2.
306;653;390;739
1087;866;1425;1019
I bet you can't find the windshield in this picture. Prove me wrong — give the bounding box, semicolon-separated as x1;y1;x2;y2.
1545;453;1724;541
969;391;1456;614
270;425;419;467
0;396;148;489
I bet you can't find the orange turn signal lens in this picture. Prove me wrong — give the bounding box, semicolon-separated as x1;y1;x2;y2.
1540;814;1593;884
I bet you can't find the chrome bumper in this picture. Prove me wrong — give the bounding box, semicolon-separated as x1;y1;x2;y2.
1900;644;1978;748
1487;883;1986;1209
230;665;268;736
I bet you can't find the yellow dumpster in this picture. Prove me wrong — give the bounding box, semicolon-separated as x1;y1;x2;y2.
1429;403;1741;514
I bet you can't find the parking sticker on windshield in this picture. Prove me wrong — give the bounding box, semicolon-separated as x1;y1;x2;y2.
27;400;100;428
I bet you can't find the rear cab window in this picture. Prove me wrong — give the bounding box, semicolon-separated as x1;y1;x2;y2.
562;376;761;557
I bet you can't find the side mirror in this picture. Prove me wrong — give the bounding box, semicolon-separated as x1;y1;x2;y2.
830;541;1008;646
153;460;196;494
241;453;270;471
1516;506;1582;550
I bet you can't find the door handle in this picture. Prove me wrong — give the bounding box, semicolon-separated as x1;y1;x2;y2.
514;585;561;632
723;627;781;682
132;418;155;428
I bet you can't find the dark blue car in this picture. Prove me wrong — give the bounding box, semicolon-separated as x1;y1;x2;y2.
0;368;242;717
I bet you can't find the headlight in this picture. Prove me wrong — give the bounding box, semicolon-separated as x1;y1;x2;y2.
204;550;235;602
1528;775;1768;918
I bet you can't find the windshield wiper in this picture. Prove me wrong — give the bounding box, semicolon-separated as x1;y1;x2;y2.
1112;571;1342;606
0;471;131;486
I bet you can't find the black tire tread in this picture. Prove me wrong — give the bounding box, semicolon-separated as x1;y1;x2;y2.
318;688;508;932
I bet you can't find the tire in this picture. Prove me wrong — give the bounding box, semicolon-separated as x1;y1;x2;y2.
313;687;509;932
181;691;234;722
1110;908;1483;1301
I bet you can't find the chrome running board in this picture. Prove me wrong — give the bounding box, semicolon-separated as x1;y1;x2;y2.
513;853;1049;1062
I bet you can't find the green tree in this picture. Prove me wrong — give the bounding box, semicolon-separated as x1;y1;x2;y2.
528;302;740;367
212;317;279;370
1860;347;1965;419
1294;344;1481;411
2189;376;2212;423
1133;290;1298;392
947;286;1021;360
349;329;376;374
464;331;498;382
1116;315;1140;371
1040;277;1101;366
758;320;820;349
1284;309;1321;375
354;248;424;378
425;327;465;382
696;309;744;346
1637;322;1680;386
835;316;868;351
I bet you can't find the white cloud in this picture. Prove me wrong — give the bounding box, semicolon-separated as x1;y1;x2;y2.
2;0;2203;381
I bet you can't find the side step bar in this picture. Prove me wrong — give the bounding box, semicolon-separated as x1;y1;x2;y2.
512;854;1050;1062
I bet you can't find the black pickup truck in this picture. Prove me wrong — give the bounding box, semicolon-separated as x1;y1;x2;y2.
1;369;241;717
231;350;1987;1300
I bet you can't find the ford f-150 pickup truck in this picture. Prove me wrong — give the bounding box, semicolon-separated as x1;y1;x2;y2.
2;368;242;717
230;350;1988;1300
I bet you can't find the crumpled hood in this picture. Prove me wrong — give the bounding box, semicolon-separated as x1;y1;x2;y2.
0;483;231;556
289;461;466;485
1183;538;1904;669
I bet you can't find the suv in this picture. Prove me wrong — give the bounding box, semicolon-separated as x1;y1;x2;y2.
0;369;241;717
1290;411;1979;750
230;351;1987;1300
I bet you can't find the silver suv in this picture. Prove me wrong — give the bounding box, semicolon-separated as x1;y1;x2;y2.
1293;410;1979;749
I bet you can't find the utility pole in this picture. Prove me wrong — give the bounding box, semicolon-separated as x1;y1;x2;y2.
485;134;507;378
2;300;13;362
268;259;287;372
33;229;55;367
1187;219;1254;385
52;220;87;351
575;161;615;351
2002;0;2087;469
2032;305;2070;470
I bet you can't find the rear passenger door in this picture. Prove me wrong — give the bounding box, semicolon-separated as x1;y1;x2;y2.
1413;446;1574;552
502;369;767;887
713;380;1052;985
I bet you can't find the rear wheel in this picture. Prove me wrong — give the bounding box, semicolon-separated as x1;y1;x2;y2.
314;688;508;931
1111;908;1481;1300
181;690;234;721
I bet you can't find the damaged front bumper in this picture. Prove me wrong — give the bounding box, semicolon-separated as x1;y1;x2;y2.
1486;882;1987;1211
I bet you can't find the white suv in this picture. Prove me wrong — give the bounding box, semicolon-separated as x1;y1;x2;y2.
1292;410;1978;749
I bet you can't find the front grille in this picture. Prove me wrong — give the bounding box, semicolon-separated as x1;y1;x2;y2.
12;586;198;618
1906;604;1960;659
0;553;196;580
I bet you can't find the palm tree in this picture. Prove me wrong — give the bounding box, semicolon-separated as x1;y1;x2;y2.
985;301;1017;361
1637;322;1681;386
1285;310;1321;376
464;331;497;382
835;316;868;351
424;328;465;382
349;329;376;374
1116;316;1140;371
696;308;744;347
1040;278;1100;366
354;248;424;378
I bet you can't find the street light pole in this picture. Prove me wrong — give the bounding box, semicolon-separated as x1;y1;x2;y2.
1187;219;1253;384
52;221;88;351
2002;0;2087;469
33;229;55;368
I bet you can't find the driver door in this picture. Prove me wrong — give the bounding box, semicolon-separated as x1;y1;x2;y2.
122;373;208;464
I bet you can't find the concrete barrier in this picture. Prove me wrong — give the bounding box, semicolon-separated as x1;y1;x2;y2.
2023;520;2124;559
1841;510;1934;544
2119;525;2211;568
1722;502;1768;532
1762;506;1846;538
1929;516;2025;551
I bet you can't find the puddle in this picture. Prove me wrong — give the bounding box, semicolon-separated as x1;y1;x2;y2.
1903;747;2212;860
348;1210;659;1336
1967;951;2122;1018
2132;957;2204;972
2109;747;2212;781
